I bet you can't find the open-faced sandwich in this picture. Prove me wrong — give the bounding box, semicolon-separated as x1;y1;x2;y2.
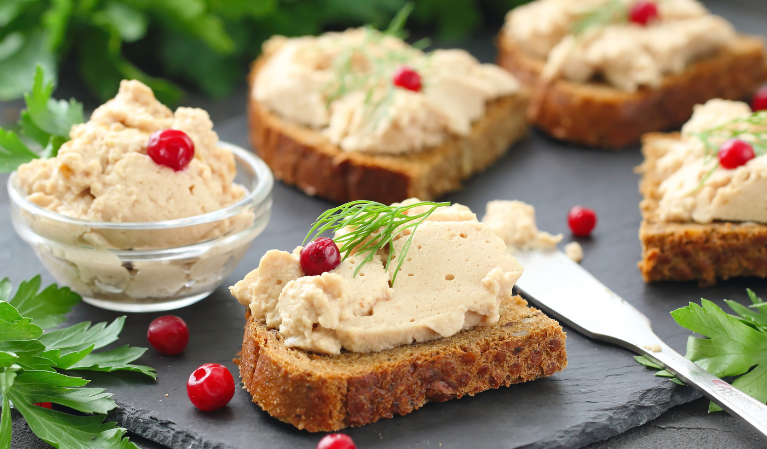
231;200;567;431
638;99;767;285
248;21;529;204
498;0;767;148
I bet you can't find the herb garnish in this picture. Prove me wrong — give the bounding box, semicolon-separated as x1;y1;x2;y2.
687;111;767;191
571;0;628;36
320;3;431;132
303;200;449;285
0;65;83;173
0;275;155;448
636;289;767;412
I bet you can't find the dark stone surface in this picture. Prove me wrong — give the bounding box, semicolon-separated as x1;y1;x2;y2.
5;0;767;447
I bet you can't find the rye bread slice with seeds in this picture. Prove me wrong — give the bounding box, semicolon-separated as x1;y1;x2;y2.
235;295;567;432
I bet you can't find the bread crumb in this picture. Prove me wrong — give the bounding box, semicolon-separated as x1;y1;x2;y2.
564;242;583;263
643;344;662;353
165;394;169;397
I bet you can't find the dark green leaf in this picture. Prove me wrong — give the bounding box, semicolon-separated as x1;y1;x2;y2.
0;128;38;173
18;110;50;147
0;351;17;369
0;365;20;449
39;317;125;353
674;300;767;378
41;0;72;52
10;392;134;449
634;355;662;370
0;302;23;324
0;317;42;342
43;345;94;369
68;345;156;379
23;65;84;138
0;29;56;101
97;2;148;42
9;275;81;330
209;0;277;18
0;279;10;302
14;371;115;414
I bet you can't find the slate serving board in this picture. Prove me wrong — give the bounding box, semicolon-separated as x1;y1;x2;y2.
4;1;767;447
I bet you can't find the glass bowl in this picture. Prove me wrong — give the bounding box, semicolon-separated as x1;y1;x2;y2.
8;142;273;312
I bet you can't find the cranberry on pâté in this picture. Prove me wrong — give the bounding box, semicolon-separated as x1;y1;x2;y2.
629;1;659;26
719;139;755;169
147;129;195;171
392;66;422;92
568;206;597;237
300;237;342;276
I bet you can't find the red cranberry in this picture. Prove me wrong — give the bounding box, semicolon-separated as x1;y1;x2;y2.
629;1;659;26
752;86;767;111
34;402;52;409
147;315;189;355
719;139;755;169
392;66;422;92
187;363;235;412
568;206;597;237
300;237;342;276
147;129;195;171
317;433;356;449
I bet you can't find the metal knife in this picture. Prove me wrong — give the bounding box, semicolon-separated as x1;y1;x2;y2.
513;249;767;439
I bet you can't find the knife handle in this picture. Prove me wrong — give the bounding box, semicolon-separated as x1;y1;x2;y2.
645;343;767;438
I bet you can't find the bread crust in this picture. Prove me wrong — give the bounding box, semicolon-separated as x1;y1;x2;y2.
638;133;767;285
497;33;767;149
247;56;530;204
236;295;567;432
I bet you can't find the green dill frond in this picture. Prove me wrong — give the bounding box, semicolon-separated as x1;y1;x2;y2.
571;0;628;36
303;200;449;285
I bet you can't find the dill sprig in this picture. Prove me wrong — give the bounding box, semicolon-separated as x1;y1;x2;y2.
303;200;449;285
688;111;767;191
571;0;628;36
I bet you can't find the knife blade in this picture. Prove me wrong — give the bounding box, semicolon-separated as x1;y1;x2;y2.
513;249;767;439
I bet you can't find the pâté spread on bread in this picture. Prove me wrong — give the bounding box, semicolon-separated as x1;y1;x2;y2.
504;0;735;92
248;19;530;204
232;199;568;431
652;99;767;224
638;99;767;284
12;80;258;305
254;28;520;154
496;0;767;148
232;200;524;354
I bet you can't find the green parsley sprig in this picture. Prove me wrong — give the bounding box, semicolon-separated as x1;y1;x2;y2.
0;65;84;173
571;0;628;36
687;111;767;191
303;200;449;285
636;289;767;412
0;275;155;449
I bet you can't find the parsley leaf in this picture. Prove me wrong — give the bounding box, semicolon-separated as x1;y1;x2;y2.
4;275;81;330
0;65;84;173
0;277;154;448
636;290;767;412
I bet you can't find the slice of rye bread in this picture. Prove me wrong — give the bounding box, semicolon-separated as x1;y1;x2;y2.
235;295;567;432
496;33;767;149
247;55;530;204
637;133;767;286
